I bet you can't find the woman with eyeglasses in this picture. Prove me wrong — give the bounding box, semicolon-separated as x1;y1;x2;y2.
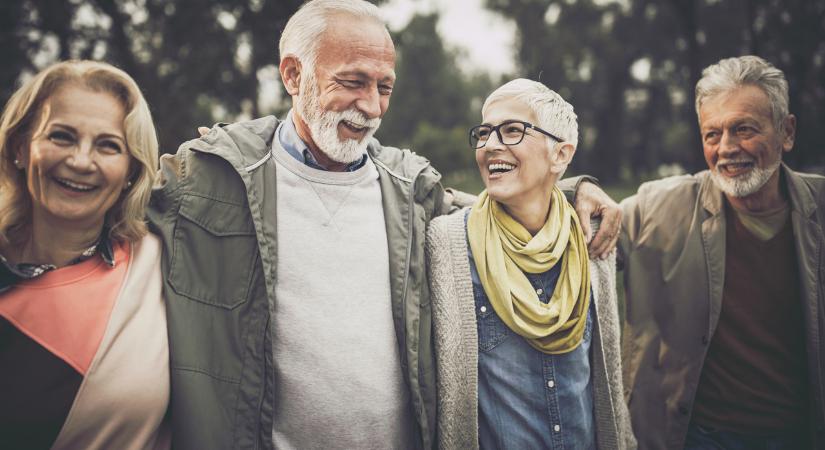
427;79;635;449
0;60;169;449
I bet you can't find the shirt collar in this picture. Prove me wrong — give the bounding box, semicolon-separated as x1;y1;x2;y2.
0;228;116;293
276;109;368;172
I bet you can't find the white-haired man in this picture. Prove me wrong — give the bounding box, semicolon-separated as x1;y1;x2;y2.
427;79;635;449
148;1;620;449
620;55;825;449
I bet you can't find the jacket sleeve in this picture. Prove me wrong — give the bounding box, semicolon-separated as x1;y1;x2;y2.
146;148;190;276
557;175;600;204
617;189;643;271
442;188;477;213
147;151;186;223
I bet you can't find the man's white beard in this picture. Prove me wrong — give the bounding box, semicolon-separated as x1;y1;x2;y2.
297;74;381;164
710;154;781;198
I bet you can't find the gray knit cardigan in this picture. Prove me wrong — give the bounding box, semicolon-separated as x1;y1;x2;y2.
426;209;636;450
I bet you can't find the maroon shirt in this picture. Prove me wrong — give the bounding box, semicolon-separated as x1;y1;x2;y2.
692;205;809;434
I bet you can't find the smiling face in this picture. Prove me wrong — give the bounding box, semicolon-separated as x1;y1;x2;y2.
292;14;396;165
699;84;795;204
476;97;561;212
19;83;131;232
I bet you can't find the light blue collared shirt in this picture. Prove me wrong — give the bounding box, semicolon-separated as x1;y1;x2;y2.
276;110;368;172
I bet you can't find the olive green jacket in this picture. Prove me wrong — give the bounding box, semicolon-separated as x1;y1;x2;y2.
147;116;450;450
619;164;825;449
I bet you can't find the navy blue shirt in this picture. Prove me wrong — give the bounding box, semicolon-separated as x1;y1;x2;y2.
466;212;595;449
276;110;368;172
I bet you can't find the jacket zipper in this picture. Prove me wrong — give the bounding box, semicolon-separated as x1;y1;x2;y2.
400;163;429;330
253;315;271;450
401;163;430;450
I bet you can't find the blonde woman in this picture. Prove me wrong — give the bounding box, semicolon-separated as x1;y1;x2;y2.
427;79;634;449
0;60;169;449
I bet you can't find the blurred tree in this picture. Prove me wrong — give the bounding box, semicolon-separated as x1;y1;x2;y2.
4;0;822;181
749;0;825;171
485;0;825;183
2;0;304;153
0;2;32;102
377;13;493;175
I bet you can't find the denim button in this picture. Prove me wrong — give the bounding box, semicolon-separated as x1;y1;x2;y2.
554;425;560;432
476;299;511;351
536;288;543;295
547;380;555;388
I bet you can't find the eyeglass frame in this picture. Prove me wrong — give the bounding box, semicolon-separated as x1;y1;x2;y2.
468;120;563;149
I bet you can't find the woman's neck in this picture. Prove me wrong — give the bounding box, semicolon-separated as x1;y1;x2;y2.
502;194;553;236
16;218;103;268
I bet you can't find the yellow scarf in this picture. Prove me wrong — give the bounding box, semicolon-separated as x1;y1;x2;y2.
467;186;591;354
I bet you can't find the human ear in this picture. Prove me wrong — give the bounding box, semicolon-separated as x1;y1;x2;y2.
13;143;29;169
124;160;139;191
781;114;796;152
279;55;303;96
550;142;577;173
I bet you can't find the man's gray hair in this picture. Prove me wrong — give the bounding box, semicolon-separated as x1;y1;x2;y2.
695;55;789;128
483;78;579;147
279;0;385;73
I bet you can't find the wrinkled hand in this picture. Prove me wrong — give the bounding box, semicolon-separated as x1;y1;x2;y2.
197;126;210;136
574;181;622;259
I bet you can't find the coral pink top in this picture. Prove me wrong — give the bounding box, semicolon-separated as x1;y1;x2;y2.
0;235;170;450
1;241;129;375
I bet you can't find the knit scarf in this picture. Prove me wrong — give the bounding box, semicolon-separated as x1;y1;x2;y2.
467;186;591;354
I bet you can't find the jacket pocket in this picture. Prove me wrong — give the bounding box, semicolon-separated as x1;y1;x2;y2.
169;194;258;309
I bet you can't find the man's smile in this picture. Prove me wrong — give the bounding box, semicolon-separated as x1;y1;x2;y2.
716;160;755;177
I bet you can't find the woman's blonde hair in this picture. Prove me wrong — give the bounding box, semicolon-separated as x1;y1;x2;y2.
0;60;159;245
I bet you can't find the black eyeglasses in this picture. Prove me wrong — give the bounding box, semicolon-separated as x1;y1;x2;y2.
469;120;562;149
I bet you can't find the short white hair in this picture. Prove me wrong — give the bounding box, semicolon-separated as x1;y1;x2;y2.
695;55;789;128
279;0;386;72
482;78;579;148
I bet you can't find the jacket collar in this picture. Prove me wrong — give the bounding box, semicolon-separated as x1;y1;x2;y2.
187;115;440;200
700;170;725;217
700;163;813;218
782;162;817;218
190;116;279;173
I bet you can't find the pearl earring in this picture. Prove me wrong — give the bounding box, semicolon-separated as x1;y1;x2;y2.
13;159;22;168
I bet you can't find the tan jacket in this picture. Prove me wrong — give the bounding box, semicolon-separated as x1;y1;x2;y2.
619;164;825;449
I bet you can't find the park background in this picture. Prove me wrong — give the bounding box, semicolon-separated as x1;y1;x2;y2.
2;0;824;200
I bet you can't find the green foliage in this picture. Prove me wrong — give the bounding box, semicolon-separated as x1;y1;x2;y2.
376;13;493;175
2;0;822;181
408;123;475;175
485;0;825;181
2;0;305;154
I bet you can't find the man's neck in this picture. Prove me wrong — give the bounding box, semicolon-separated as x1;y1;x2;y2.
291;112;350;172
303;144;350;172
725;168;787;214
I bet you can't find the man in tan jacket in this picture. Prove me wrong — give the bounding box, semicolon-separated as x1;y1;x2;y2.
620;55;825;449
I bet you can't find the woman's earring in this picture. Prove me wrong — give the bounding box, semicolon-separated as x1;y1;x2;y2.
13;159;22;169
125;181;133;189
